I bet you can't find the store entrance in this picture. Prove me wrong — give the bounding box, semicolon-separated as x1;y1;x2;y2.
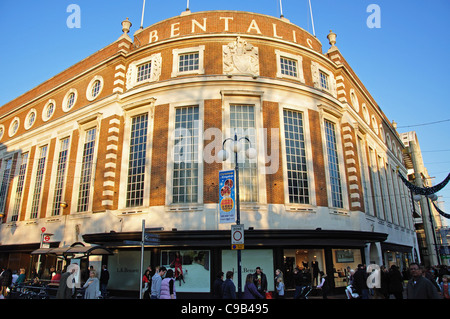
283;249;325;289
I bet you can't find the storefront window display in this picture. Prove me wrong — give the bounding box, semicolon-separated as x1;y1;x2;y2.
332;248;362;287
222;249;275;292
283;249;325;288
161;250;210;292
108;250;151;291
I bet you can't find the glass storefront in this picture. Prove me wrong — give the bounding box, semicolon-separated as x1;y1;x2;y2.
222;249;275;292
283;249;325;288
332;249;362;287
161;250;211;292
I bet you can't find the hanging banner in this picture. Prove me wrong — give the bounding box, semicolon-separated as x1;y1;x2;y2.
397;171;450;196
219;170;236;224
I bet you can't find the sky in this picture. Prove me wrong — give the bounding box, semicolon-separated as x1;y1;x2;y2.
0;0;449;215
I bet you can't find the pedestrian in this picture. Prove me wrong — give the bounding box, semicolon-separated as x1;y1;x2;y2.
388;265;403;299
160;269;176;299
100;264;109;298
406;263;440;299
16;268;26;286
56;266;76;299
0;268;12;298
142;269;151;299
377;265;389;299
150;266;166;299
353;264;369;299
252;266;268;297
274;269;283;298
83;270;100;299
317;271;330;299
243;273;264;299
222;271;236;299
276;276;285;299
212;271;224;299
439;275;450;299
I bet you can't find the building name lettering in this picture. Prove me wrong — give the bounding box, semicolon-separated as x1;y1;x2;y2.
146;16;315;50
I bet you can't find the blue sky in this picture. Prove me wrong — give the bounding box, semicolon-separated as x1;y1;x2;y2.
0;0;449;214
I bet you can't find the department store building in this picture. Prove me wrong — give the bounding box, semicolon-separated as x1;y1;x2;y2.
0;10;419;295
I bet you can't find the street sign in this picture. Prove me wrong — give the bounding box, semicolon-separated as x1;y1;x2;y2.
231;224;244;250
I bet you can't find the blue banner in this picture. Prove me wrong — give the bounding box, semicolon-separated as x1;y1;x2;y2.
219;170;236;223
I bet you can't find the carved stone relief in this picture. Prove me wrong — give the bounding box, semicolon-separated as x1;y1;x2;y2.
223;36;259;78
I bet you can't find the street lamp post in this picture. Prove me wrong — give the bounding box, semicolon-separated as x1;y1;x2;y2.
218;132;256;298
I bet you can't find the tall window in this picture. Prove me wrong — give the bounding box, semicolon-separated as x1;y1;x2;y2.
12;153;28;222
283;110;309;204
0;159;12;214
324;120;343;208
51;138;70;216
230;104;257;203
172;106;199;203
127;114;148;207
77;128;96;212
368;148;382;218
31;146;48;219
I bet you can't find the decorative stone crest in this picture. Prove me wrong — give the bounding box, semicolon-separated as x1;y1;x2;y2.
223;36;259;78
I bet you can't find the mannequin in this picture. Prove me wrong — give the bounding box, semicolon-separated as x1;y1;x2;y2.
311;257;320;286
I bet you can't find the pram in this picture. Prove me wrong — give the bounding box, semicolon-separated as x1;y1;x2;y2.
298;285;312;299
345;285;359;299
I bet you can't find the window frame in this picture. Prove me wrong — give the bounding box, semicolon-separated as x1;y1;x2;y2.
220;91;267;206
86;75;104;102
118;99;156;210
279;105;316;207
319;111;348;210
166;101;204;207
275;50;305;82
171;46;205;78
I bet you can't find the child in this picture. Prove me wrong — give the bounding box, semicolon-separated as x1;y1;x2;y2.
440;275;450;299
276;277;285;299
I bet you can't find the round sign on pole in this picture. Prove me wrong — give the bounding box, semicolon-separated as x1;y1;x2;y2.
44;235;51;242
41;227;46;233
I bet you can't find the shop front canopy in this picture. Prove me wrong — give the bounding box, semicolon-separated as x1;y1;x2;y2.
31;243;113;258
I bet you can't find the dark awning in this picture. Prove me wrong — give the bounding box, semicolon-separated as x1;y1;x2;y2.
83;229;389;249
31;243;113;258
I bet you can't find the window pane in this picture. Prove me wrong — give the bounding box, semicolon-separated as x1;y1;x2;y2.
324;120;343;208
31;146;48;218
280;57;298;77
179;52;199;72
11;153;28;221
137;62;152;82
127;114;148;207
283;110;309;204
52;138;70;216
230;104;257;203
173;106;199;203
77;128;96;212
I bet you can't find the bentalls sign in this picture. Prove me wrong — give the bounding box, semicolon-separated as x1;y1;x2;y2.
133;11;322;53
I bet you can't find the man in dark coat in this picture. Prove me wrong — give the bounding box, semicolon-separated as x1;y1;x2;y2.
56;266;77;299
252;267;268;297
353;264;369;299
406;263;440;299
222;271;236;299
